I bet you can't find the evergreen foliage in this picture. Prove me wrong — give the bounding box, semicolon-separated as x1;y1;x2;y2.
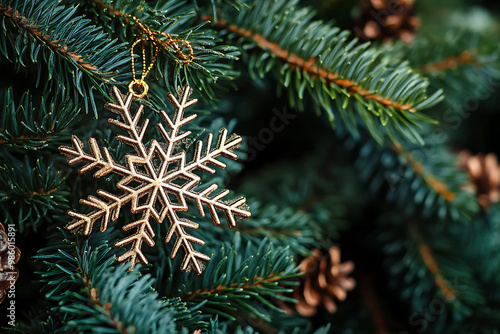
209;0;444;144
0;155;68;232
0;0;131;115
340;125;479;221
37;229;207;333
1;0;499;332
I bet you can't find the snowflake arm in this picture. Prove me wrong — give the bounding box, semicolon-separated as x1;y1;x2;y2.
115;210;155;266
59;132;133;235
59;136;130;178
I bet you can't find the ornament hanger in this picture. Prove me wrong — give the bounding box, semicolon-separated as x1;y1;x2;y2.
127;15;194;98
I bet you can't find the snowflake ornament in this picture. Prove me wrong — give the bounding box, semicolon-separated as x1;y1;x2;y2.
59;85;251;274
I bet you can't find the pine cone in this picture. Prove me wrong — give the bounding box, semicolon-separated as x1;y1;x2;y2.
283;246;356;317
0;222;20;304
458;150;500;210
355;0;420;43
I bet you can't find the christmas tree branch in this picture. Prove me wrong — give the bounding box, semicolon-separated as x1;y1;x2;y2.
81;273;129;334
0;185;59;198
237;156;363;243
172;235;300;322
230;309;281;334
204;15;415;112
341;126;479;221
0;5;100;74
395;25;500;111
377;214;487;330
86;0;196;65
72;0;240;102
182;273;284;302
90;0;131;25
212;202;321;256
0;134;53;145
0;155;68;232
236;223;304;241
392;143;456;202
0;88;77;150
37;229;207;333
0;0;131;115
204;0;443;144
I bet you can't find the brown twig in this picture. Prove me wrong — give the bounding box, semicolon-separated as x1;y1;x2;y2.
182;274;283;302
236;225;302;238
409;222;456;301
418;51;481;74
201;15;417;113
0;5;101;74
392;143;456;202
0;133;55;145
28;188;58;196
81;272;129;334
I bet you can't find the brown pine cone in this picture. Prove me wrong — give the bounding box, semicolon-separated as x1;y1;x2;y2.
458;150;500;210
355;0;420;43
0;222;20;304
282;246;356;317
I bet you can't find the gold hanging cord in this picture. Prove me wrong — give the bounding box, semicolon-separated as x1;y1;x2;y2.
128;16;194;98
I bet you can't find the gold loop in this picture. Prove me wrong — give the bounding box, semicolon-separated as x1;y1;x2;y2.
128;79;149;98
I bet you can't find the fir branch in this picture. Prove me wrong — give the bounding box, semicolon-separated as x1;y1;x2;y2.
466;204;500;305
409;221;456;301
403;27;498;77
392;142;455;202
205;0;443;144
37;229;207;333
340;125;479;221
0;88;78;150
183;273;284;302
454;206;500;332
166;234;300;322
81;274;129;334
1;4;100;75
0;134;53;145
0;0;131;115
392;25;500;111
27;187;58;196
87;0;196;65
235;213;309;243
376;214;487;332
0;154;69;232
90;0;131;24
238;157;357;239
205;15;414;112
198;201;322;256
74;0;240;102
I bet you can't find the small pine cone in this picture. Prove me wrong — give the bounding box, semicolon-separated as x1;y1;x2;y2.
355;0;420;43
0;222;20;304
283;246;356;317
458;150;500;210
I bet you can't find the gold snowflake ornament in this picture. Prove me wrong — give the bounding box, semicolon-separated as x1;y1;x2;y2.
59;85;251;274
